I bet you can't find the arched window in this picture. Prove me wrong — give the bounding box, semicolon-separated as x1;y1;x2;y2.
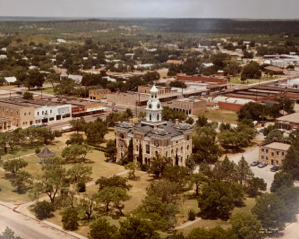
120;142;124;148
157;114;159;121
149;114;152;121
176;148;178;154
166;151;168;157
181;146;183;153
171;149;174;155
166;141;168;147
155;150;158;155
120;133;124;139
181;157;183;163
187;145;189;150
187;135;190;140
136;145;139;151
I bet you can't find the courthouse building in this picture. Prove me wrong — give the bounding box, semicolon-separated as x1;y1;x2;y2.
115;85;193;166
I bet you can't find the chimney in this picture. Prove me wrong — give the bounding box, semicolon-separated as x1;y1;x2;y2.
175;119;179;125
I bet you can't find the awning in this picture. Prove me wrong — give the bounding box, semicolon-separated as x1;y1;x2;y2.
86;107;108;112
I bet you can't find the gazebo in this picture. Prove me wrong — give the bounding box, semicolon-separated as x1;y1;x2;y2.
37;147;56;165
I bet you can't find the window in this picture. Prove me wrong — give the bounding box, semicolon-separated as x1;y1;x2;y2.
154;140;159;147
271;152;274;156
176;148;178;154
50;110;52;114
181;146;183;153
187;135;190;140
37;112;39;116
277;151;279;155
120;133;124;139
262;148;264;152
16;111;18;116
42;111;44;115
176;141;178;144
266;149;268;153
282;152;285;156
146;144;150;154
166;151;168;157
120;142;124;148
29;112;31;115
165;141;168;147
24;113;26;116
261;156;264;159
266;157;268;160
187;145;189;150
157;114;159;121
136;145;139;151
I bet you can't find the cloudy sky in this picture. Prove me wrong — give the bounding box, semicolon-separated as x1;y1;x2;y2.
0;0;299;19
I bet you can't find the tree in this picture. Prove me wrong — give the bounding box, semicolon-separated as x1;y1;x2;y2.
223;60;242;76
230;212;263;239
84;118;108;144
24;69;45;90
236;156;254;185
133;195;178;231
61;144;92;163
247;177;267;197
96;175;132;192
54;78;76;95
197;181;235;219
270;171;294;193
241;62;261;79
162;106;187;123
110;187;130;216
263;129;284;144
33;200;55;220
0;227;23;239
263;124;278;136
186;226;237;239
88;218;118;239
146;179;181;204
29;157;69;203
196;114;208;127
68;133;84;145
61;207;79;231
169;80;187;88
251;193;287;230
117;216;161;239
185;117;194;125
125;162;140;180
193;122;221;164
163;165;191;192
190;173;209;196
67;164;92;184
69;117;86;134
282;140;299;180
78;192;99;221
9;171;32;194
105;139;117;161
237;102;265;121
127;138;134;162
3;158;28;175
23;91;33;100
149;154;172;178
138;111;146;119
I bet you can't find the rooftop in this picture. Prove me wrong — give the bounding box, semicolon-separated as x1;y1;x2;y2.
276;112;299;123
263;142;290;151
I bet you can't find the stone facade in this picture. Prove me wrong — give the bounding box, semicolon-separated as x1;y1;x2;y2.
89;89;111;100
171;98;207;115
259;142;290;166
115;85;193;166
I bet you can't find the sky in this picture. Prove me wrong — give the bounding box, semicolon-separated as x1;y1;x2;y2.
1;0;299;19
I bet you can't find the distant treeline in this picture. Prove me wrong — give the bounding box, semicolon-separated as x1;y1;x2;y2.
1;18;299;36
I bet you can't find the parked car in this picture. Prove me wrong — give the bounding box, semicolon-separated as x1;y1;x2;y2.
220;89;226;92
251;161;259;166
270;166;279;172
258;162;267;168
259;128;265;133
112;108;118;112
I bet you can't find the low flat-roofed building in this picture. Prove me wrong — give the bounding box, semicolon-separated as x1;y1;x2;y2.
166;60;183;64
275;112;299;130
89;89;111;100
138;85;172;94
259;142;290;166
170;98;207;115
264;66;284;74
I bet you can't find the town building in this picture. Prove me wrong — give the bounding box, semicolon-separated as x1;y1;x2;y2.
60;70;83;84
275;112;299;130
259;142;290;166
138;85;172;94
177;75;227;85
264;66;284;74
170;98;207;115
89;89;111;100
115;85;193;166
4;77;17;85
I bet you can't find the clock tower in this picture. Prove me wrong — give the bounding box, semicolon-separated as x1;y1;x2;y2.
145;85;162;122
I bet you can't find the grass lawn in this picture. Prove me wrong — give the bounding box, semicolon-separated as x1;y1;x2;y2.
0;171;31;203
176;197;256;235
42;87;56;95
229;76;277;85
202;109;238;124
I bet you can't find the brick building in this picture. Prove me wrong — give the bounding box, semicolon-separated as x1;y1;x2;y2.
170;98;207;115
259;142;290;166
275;112;299;130
115;85;193;166
138;85;172;94
89;89;111;100
177;75;227;85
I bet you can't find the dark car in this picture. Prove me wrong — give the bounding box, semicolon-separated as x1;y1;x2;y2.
258;162;267;168
251;161;259;166
259;128;265;133
270;166;279;172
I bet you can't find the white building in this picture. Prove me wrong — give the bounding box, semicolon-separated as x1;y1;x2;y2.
57;39;66;43
4;77;17;85
0;55;7;59
35;104;72;124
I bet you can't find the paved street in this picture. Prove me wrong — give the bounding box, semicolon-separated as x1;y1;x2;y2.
0;203;86;239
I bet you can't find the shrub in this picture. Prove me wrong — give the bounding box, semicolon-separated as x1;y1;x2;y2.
140;164;149;172
61;208;79;231
53;130;62;137
33;200;55;220
23;91;33;100
188;209;196;221
35;148;41;154
77;181;86;192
